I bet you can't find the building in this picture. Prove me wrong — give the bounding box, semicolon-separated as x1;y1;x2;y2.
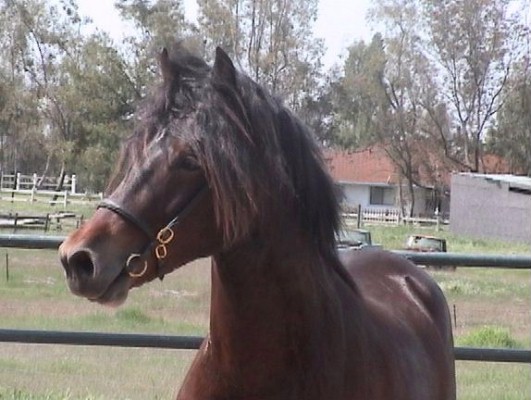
450;173;531;245
324;147;442;217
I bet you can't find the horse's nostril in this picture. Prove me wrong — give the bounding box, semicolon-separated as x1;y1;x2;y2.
69;250;95;278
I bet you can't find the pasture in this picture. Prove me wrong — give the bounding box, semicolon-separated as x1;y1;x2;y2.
0;216;529;399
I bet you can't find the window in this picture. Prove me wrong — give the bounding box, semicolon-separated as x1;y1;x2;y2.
369;186;394;206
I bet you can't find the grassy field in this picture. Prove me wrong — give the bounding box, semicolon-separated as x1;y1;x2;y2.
0;207;530;399
0;196;96;218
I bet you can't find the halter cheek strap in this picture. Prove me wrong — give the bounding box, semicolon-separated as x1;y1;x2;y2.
97;185;208;280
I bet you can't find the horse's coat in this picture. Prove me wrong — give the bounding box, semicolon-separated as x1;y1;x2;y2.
59;43;456;399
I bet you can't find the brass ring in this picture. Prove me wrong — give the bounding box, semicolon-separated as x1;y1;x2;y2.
155;244;168;260
126;253;148;278
157;227;174;244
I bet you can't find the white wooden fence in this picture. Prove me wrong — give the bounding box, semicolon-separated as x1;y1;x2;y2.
0;172;76;193
343;205;447;228
0;172;102;206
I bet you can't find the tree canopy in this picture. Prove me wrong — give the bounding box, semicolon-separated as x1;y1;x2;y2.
0;0;529;194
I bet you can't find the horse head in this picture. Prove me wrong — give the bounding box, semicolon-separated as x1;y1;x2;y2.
60;44;339;306
59;47;240;305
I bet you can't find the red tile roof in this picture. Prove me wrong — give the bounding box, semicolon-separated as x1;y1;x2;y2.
324;147;399;184
324;145;516;187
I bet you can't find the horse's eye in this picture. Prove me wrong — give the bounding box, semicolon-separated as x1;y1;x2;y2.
174;154;200;171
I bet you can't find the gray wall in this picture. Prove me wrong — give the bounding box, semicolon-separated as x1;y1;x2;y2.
450;174;531;245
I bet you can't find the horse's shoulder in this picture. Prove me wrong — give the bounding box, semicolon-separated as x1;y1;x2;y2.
339;248;448;322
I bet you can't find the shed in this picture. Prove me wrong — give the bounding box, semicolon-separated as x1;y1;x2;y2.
450;173;531;245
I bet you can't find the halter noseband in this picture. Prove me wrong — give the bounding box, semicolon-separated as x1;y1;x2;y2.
97;186;208;279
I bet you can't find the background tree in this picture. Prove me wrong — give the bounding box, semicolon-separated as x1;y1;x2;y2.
2;0;531;195
197;0;325;114
0;0;145;190
0;0;88;180
60;33;140;190
328;34;387;149
421;0;525;172
487;53;531;175
364;0;438;216
115;0;194;99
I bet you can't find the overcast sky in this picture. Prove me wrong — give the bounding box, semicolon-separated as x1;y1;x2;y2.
76;0;373;68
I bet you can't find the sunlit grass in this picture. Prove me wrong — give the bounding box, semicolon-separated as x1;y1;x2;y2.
456;326;524;349
0;197;96;219
366;223;530;254
456;363;531;400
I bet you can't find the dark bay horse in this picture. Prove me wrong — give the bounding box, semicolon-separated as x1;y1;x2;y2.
59;44;456;399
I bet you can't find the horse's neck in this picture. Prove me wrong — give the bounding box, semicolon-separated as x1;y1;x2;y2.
208;231;343;388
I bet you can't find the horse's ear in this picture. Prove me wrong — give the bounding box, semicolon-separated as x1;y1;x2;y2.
213;47;237;87
159;48;175;83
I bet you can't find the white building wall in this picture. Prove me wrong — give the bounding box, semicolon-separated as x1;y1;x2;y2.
339;182;432;216
340;183;399;211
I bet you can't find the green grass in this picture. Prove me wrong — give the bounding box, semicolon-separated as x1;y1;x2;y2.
115;307;154;325
0;247;207;399
0;388;96;400
457;326;524;348
0;197;96;237
456;363;531;400
0;248;210;335
0;197;95;218
433;268;530;300
365;223;530;254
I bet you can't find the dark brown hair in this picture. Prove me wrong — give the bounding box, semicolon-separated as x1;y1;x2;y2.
109;43;340;257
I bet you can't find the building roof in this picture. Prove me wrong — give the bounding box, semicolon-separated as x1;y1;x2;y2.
324;147;399;185
324;145;518;188
456;173;531;191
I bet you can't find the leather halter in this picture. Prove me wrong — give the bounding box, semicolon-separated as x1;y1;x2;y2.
97;186;208;279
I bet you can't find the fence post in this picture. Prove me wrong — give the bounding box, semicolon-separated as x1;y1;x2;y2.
44;214;50;232
63;191;68;208
71;174;76;194
4;252;8;282
357;204;362;229
16;172;21;191
13;213;18;234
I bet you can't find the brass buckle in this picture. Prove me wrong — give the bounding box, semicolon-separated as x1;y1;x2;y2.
126;253;148;278
155;244;168;259
155;227;174;260
157;227;174;244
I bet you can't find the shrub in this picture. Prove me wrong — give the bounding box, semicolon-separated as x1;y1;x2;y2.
457;326;522;349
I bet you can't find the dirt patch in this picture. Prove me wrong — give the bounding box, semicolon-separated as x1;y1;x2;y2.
449;298;530;344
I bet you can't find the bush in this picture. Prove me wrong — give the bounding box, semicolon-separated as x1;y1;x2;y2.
457;326;522;349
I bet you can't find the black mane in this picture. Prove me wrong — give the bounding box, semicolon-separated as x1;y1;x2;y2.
111;43;341;257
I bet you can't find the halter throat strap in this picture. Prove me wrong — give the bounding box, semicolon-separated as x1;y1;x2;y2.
97;185;208;279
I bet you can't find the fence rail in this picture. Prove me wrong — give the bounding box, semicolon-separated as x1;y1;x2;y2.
0;172;102;206
0;188;102;206
0;172;76;193
2;234;530;268
1;234;530;364
0;328;529;363
0;234;65;248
